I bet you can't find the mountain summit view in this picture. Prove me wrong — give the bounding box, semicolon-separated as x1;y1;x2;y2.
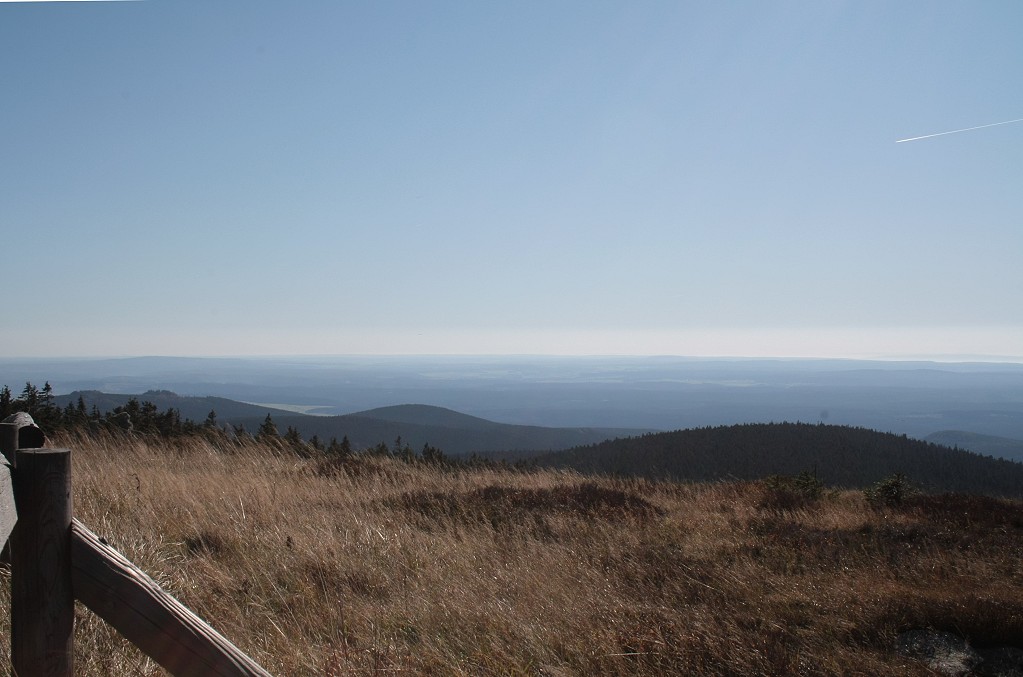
3;1;1021;673
7;355;1021;453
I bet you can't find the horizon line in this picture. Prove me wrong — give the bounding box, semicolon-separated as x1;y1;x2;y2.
2;353;1022;364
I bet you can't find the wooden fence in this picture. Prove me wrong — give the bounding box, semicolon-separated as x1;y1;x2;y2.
1;413;272;676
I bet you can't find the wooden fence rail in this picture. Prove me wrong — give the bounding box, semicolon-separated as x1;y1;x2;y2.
1;415;272;676
72;519;270;676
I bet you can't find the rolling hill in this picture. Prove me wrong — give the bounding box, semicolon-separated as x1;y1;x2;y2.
53;391;648;456
18;355;1023;442
347;404;514;430
532;422;1023;498
45;391;1023;495
231;404;648;456
54;390;299;422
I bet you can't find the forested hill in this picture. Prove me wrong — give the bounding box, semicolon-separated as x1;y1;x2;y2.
925;430;1023;463
14;385;646;455
236;405;647;457
55;390;298;421
533;422;1023;498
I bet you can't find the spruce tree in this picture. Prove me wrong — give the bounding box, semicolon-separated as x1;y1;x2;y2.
0;386;12;418
257;414;279;440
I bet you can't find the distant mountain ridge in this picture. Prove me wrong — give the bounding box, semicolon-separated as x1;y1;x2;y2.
53;391;649;456
43;390;1023;497
347;404;510;430
236;405;649;456
533;422;1023;498
12;355;1023;442
55;390;298;422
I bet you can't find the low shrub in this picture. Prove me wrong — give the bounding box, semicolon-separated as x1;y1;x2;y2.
761;470;825;509
864;473;914;508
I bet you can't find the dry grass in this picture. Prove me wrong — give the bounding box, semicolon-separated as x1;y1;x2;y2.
2;431;1022;675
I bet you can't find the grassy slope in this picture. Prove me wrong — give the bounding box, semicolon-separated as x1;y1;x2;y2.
3;432;1022;675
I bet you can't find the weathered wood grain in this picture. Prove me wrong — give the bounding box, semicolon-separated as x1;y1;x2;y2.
0;424;15;467
71;519;272;677
0;460;16;552
11;447;74;676
1;412;46;466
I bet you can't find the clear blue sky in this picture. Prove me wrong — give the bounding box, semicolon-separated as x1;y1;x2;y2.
2;1;1021;359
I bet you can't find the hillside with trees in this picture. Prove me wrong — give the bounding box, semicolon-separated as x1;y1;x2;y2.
232;404;646;457
5;383;646;457
533;422;1023;498
10;381;1023;498
54;389;300;422
925;430;1023;463
36;386;645;455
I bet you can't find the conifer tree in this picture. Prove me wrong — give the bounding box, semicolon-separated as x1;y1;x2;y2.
257;414;279;440
0;386;12;418
20;382;38;411
284;426;303;447
326;435;353;457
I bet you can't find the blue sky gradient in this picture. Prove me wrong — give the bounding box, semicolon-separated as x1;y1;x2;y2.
2;1;1021;358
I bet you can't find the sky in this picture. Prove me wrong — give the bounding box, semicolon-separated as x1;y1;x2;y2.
1;1;1021;359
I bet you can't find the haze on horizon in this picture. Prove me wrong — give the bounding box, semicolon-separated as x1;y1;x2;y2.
2;2;1020;361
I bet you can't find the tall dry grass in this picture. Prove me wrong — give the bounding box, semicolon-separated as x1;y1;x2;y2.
2;431;1021;675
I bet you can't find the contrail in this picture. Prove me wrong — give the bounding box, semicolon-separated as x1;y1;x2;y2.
897;117;1023;143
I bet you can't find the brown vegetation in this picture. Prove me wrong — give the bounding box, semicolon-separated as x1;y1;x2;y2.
2;431;1021;675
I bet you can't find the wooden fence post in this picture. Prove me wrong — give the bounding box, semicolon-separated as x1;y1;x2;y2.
0;425;16;467
11;447;74;677
1;414;45;563
1;413;47;466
